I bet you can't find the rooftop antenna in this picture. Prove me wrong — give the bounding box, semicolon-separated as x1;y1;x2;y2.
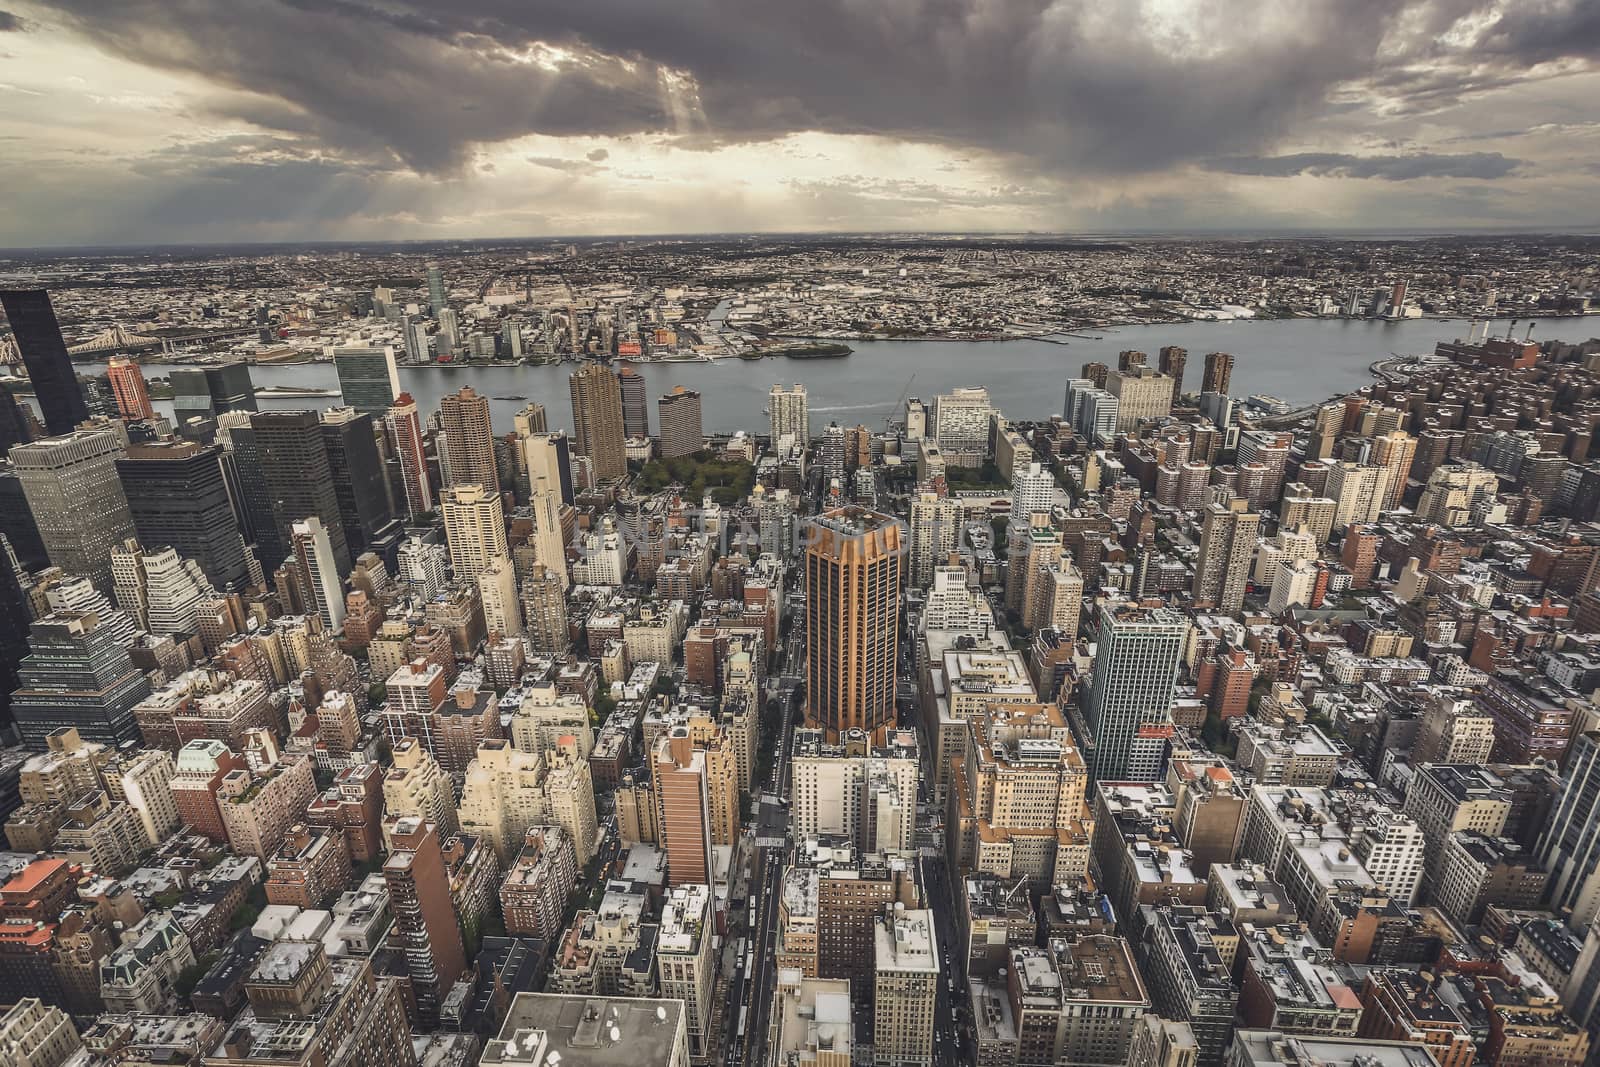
1525;322;1535;341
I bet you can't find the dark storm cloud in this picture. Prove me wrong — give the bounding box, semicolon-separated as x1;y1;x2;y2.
31;0;1574;178
0;10;26;31
1206;151;1522;180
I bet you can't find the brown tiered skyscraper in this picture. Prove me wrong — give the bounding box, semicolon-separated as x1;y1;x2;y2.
805;507;903;742
652;728;714;887
438;386;498;493
1158;345;1187;406
1201;350;1235;395
568;363;627;481
382;816;466;1026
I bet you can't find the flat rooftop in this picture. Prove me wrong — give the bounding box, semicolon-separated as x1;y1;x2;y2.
481;993;686;1067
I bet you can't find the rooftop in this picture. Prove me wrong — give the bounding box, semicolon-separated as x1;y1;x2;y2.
482;993;686;1067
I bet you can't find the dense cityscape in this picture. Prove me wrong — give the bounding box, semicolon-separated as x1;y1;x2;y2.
4;236;1600;1067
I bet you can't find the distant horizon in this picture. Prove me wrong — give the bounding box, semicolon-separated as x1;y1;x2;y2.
4;225;1600;260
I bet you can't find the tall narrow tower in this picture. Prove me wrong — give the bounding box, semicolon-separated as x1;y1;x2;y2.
568;363;626;481
805;507;903;741
439;386;498;494
386;392;433;518
617;364;649;438
0;289;90;435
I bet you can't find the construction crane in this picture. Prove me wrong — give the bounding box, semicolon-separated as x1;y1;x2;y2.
886;373;916;431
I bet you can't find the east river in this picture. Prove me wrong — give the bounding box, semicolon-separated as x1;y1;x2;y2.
80;316;1537;434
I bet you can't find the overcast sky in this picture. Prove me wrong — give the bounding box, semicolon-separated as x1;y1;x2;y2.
1;0;1598;246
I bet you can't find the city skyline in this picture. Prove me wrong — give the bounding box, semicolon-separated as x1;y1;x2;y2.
0;1;1598;245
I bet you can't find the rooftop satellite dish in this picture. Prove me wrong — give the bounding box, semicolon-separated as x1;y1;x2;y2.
656;1005;668;1023
609;1027;621;1042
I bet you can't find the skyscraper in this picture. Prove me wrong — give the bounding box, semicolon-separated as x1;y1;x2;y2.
441;483;508;581
1538;731;1600;930
383;816;468;1026
291;517;346;633
105;358;155;420
10;612;151;748
1193;496;1259;614
931;386;994;458
0;536;31;731
386;392;433;518
805;507;903;741
332;345;401;415
770;383;809;448
12;429;137;592
1082;602;1186;781
617;364;649;438
0;390;33;460
653;729;715;887
169;365;256;425
1372;430;1418;511
523;431;574;507
320;408;395;559
568;363;626;481
249;410;350;575
513;402;548;436
115;440;252;591
1107;366;1174;431
657;386;704;458
425;262;447;317
439;386;499;493
1158;345;1188;407
0;289;90;435
1201;351;1235;395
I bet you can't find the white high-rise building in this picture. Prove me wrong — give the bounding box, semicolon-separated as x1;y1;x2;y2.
1011;462;1056;519
932;387;994;457
441;483;508;581
656;883;716;1061
1079;389;1120;444
873;908;939;1067
908;491;963;588
1083;602;1187;781
1267;558;1319;615
106;749;178;847
478;555;523;638
291;517;346;633
790;728;919;854
769;383;810;448
114;541;216;638
1325;461;1392;530
397;537;449;597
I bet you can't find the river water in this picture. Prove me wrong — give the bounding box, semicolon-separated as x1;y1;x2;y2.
76;316;1541;434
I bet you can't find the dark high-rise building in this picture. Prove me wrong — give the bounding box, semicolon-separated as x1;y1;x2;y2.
1080;361;1109;390
0;388;34;459
320;408;396;560
332;346;401;415
10;612;150;748
0;536;31;730
0;289;90;436
383;816;468;1026
0;464;48;571
115;440;252;591
804;507;903;742
1159;345;1188;406
568;363;626;481
426;262;447;317
250;411;350;575
1201;351;1235;395
170;364;257;425
223;422;282;568
618;364;649;438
